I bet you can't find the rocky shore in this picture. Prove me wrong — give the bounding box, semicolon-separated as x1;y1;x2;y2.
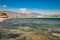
0;13;9;22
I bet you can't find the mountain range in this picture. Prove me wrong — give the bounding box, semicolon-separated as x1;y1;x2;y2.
0;11;60;18
0;11;46;18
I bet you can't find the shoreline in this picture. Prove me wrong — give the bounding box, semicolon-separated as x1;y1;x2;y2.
12;16;60;18
0;18;11;22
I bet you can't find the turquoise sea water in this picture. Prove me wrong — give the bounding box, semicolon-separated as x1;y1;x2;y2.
0;18;60;29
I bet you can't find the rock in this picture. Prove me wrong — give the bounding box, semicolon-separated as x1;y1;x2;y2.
0;13;8;22
0;13;8;18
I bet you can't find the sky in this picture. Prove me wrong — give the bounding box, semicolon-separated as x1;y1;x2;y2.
0;0;60;15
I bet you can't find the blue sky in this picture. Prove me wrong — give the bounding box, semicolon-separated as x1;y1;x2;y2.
0;0;60;14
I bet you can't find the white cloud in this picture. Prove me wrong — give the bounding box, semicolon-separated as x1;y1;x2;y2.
2;5;7;7
18;8;60;15
19;8;27;13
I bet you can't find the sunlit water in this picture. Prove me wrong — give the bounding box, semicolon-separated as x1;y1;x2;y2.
0;18;60;29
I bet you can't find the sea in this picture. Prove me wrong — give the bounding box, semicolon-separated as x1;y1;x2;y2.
0;18;60;29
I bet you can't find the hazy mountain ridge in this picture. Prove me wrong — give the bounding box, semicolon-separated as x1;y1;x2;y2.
0;11;60;18
0;11;47;18
51;14;60;17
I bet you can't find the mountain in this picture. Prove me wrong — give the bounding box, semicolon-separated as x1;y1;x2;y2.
0;11;60;18
51;14;60;17
0;11;18;18
29;12;42;16
0;11;44;18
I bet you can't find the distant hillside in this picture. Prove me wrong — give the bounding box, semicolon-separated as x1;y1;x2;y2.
0;11;18;18
0;11;44;18
0;11;60;18
51;14;60;18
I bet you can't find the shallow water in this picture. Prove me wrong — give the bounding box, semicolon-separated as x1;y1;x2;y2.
0;18;60;29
